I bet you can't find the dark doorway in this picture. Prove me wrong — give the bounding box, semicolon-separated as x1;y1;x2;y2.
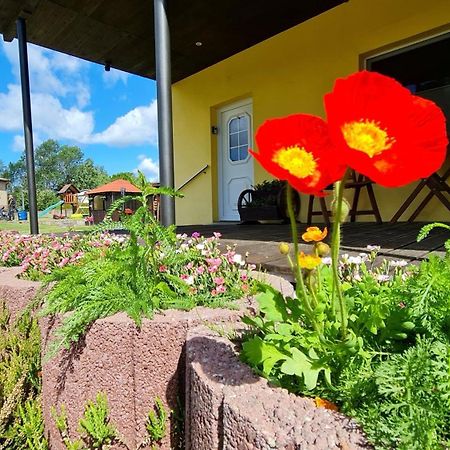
366;32;450;129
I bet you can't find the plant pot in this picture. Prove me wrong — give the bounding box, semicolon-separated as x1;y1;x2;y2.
238;186;301;224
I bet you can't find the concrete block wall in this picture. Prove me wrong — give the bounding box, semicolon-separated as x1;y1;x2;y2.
185;326;371;450
0;266;370;449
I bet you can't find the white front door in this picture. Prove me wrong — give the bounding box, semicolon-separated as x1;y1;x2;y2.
218;100;254;221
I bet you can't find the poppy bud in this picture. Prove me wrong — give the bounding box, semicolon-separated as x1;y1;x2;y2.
331;197;351;223
315;242;330;257
279;242;290;255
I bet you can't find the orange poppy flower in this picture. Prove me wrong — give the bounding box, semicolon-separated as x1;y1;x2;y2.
324;71;448;187
250;114;346;196
298;252;321;270
315;397;339;411
302;226;327;242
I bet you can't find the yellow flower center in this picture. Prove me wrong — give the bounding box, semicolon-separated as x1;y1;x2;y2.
341;120;395;158
272;146;317;179
298;252;322;270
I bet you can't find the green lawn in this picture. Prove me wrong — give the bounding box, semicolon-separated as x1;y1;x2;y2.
0;218;89;234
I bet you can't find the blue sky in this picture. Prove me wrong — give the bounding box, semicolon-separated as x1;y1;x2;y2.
0;38;160;180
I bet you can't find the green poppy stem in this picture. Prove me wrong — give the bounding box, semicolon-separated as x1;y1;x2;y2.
286;183;316;328
330;170;349;338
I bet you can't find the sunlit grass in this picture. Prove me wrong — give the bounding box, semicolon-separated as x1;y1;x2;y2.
0;218;89;234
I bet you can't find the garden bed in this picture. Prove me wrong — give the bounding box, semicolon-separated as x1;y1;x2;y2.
39;272;293;449
185;325;370;449
0;266;41;320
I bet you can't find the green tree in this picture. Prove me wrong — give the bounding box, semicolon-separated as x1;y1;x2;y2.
5;157;26;189
36;189;60;211
34;140;84;190
0;160;7;178
2;139;109;209
109;171;139;186
72;159;109;190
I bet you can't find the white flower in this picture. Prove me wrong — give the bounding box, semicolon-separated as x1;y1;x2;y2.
232;254;245;266
367;245;381;252
358;253;369;262
348;256;363;265
185;276;194;285
390;260;408;268
196;244;205;250
376;274;391;282
321;257;332;265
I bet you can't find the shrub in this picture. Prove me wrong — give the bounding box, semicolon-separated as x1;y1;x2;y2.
42;173;254;356
0;302;47;449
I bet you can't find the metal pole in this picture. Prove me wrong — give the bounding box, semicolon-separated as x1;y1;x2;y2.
16;18;39;234
154;0;175;226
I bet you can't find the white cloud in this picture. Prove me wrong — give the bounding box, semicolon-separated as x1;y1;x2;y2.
12;133;43;152
0;40;158;150
134;155;159;182
0;84;94;142
102;68;129;88
90;100;158;147
51;51;87;73
1;40;90;104
12;135;24;152
75;82;91;109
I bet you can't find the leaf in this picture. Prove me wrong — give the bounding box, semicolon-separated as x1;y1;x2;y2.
276;322;294;336
280;348;328;390
241;315;265;329
241;336;287;375
255;286;288;322
417;222;450;242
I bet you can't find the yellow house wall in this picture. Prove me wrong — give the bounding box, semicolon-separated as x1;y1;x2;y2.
172;0;450;225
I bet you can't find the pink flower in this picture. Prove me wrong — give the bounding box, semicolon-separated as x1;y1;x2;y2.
213;277;225;285
213;232;222;238
216;284;226;294
211;289;218;296
206;257;222;267
208;265;218;273
191;232;201;239
58;257;70;268
196;266;205;275
240;274;248;281
159;265;167;272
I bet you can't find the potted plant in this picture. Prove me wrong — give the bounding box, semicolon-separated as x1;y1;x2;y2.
237;179;300;223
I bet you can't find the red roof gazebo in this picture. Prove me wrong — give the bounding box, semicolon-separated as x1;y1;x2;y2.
87;179;142;224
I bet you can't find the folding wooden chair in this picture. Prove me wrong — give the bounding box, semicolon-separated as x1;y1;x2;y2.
307;171;382;227
390;167;450;223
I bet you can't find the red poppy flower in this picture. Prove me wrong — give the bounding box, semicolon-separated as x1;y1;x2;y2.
250;114;346;195
324;71;448;187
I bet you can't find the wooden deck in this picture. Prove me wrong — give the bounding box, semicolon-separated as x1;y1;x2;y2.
177;222;448;280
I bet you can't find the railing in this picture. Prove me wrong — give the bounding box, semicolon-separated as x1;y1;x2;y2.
64;193;77;204
177;164;209;191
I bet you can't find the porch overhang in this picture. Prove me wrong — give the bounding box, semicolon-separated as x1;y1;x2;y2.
0;0;346;82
